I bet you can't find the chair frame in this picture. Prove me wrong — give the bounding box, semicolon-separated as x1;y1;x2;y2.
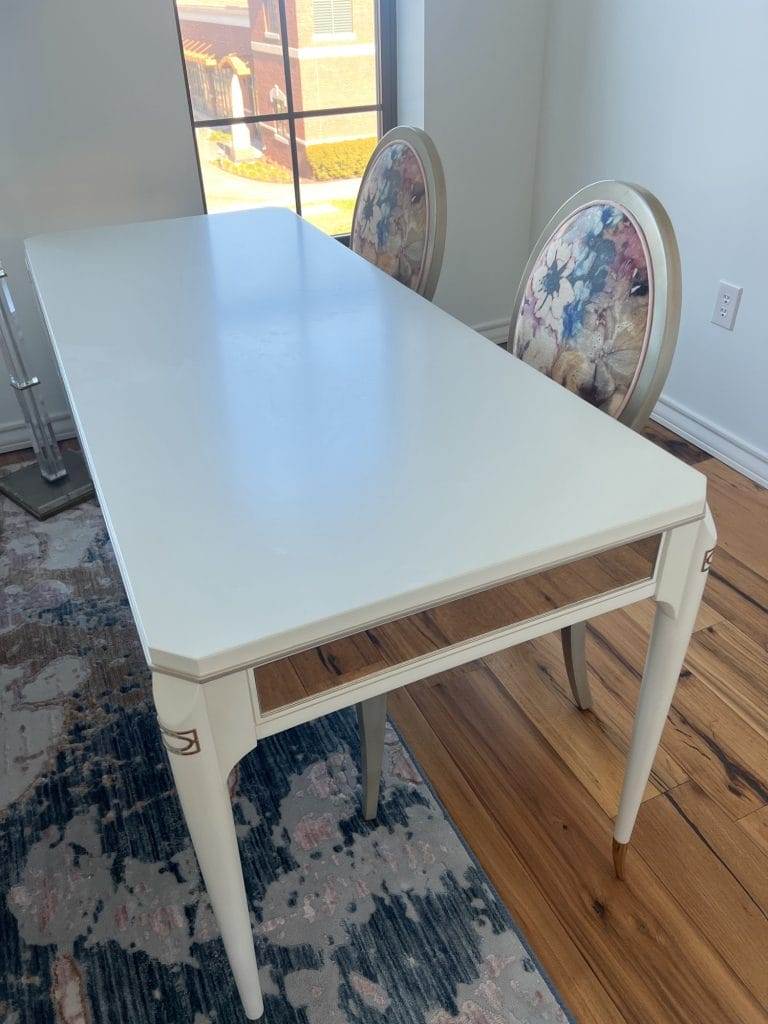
351;125;447;301
359;182;683;824
507;180;682;716
507;180;682;432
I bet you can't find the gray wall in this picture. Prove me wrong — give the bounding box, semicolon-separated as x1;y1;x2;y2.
534;0;768;482
0;0;203;449
423;0;551;333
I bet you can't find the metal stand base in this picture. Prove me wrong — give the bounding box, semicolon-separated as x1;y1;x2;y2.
0;450;94;519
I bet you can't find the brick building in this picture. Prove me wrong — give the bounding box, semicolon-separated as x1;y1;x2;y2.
178;0;377;176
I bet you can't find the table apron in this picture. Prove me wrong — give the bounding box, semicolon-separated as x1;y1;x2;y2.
252;574;657;740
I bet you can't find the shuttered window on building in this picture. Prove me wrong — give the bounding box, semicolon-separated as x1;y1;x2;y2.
313;0;354;35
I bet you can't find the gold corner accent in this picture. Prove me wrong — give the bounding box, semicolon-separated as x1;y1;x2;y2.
159;724;201;756
702;548;715;573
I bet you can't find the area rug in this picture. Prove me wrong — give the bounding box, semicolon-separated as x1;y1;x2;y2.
0;466;572;1024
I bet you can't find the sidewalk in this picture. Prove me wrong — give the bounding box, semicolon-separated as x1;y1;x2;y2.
198;138;360;234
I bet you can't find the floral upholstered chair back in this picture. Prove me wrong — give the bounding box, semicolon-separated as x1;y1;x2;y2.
351;126;447;301
509;181;681;431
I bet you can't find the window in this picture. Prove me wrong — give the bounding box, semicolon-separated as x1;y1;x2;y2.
313;0;353;36
264;0;280;36
270;85;289;138
173;0;396;238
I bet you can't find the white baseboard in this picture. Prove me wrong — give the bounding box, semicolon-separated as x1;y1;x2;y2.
472;316;767;489
652;395;768;489
0;410;76;454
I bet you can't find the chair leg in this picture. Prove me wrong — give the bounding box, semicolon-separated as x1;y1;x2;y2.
561;622;593;710
356;693;387;819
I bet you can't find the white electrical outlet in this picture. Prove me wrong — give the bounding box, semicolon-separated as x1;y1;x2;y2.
711;281;742;331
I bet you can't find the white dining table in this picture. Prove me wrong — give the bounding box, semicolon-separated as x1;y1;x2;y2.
26;207;714;1020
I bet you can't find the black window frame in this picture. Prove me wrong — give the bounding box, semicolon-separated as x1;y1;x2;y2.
173;0;397;240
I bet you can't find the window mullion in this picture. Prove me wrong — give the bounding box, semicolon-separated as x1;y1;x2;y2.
377;0;397;135
194;105;381;131
276;0;303;215
176;0;397;234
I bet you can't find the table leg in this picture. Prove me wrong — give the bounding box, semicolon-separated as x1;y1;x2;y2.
152;672;264;1020
357;693;387;819
613;507;716;879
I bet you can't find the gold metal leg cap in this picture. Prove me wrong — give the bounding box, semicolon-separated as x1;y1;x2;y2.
612;839;628;880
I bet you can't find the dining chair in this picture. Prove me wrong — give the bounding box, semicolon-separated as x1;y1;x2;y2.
350;125;447;300
508;180;682;712
351;127;446;817
355;179;680;821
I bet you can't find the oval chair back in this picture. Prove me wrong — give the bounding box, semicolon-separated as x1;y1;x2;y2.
508;181;681;431
351;126;447;301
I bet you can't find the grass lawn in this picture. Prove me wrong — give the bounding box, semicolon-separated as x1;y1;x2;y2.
303;197;357;238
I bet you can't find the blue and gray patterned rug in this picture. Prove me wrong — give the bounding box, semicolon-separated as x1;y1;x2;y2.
0;470;571;1023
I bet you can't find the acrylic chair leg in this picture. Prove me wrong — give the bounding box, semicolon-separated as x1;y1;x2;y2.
613;509;716;879
561;622;592;710
356;693;387;820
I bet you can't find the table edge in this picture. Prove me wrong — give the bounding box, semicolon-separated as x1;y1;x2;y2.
24;223;708;685
148;498;707;682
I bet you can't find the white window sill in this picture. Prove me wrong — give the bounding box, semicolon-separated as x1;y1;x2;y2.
312;32;356;42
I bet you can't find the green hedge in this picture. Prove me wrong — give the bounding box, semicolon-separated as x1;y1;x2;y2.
305;137;377;181
215;156;293;184
216;136;378;184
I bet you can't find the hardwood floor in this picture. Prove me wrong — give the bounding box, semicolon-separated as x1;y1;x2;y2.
390;423;768;1024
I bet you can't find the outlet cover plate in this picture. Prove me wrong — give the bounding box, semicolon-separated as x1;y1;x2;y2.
711;281;743;331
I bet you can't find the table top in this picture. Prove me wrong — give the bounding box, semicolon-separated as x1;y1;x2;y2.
26;208;706;680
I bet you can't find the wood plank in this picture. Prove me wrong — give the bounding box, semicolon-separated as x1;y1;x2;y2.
700;459;768;580
253;535;660;712
252;656;307;712
685;621;768;741
570;630;690;795
388;687;629;1024
740;806;768;860
489;626;688;802
633;782;768;1005
484;634;664;817
667;675;768;821
619;594;722;635
402;665;766;1024
705;548;768;653
642;422;711;465
288;631;388;698
589;612;768;820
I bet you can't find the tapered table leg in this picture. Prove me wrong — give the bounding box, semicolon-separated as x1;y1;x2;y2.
357;693;387;819
613;508;716;878
153;672;264;1020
